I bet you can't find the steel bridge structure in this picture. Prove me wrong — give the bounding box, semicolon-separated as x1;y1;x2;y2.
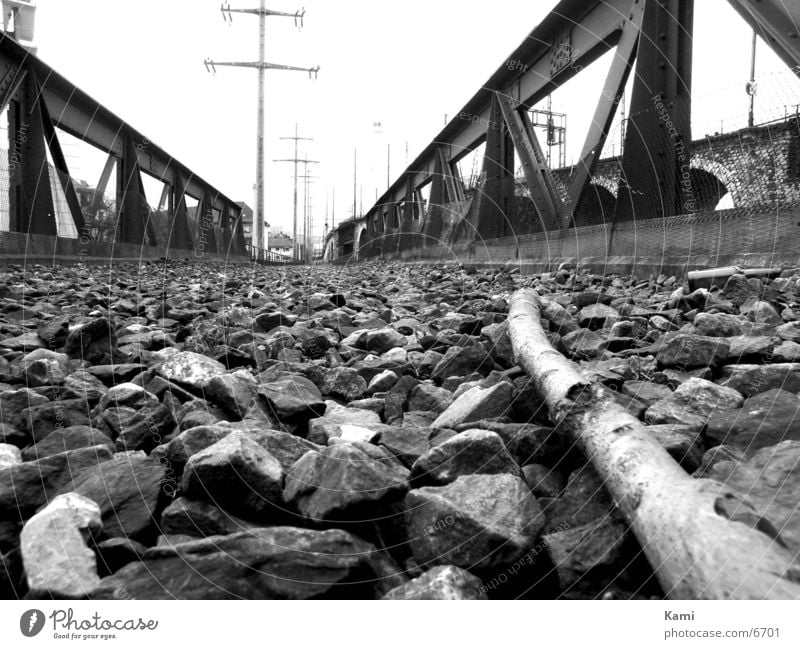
325;0;800;274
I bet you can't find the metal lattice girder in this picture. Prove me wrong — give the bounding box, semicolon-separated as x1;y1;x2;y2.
0;34;245;255
496;91;564;231
362;0;636;240
727;0;800;76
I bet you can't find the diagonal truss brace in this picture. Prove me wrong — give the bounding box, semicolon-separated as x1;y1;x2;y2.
495;91;565;231
567;0;645;225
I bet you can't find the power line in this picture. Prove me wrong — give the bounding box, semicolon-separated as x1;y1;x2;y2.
274;124;314;260
204;1;319;259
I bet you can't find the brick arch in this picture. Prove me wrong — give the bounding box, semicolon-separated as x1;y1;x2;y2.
690;155;740;207
354;223;368;260
590;174;619;199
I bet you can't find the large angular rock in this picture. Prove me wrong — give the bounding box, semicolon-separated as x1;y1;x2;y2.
59;454;167;541
255;311;297;333
283;443;409;523
656;333;730;369
382;565;486;600
64;317;117;364
472;422;568;467
0;389;49;432
578;303;620;330
620;381;673;408
717;363;800;398
0;444;21;469
707;441;800;556
378;427;438;466
432;382;514;429
704;389;800;452
91;527;383;599
61;370;108;403
321;367;368;402
777;322;800;344
166;424;230;472
22;399;92;444
410;429;520;486
366;328;408;354
21;349;72;387
692;312;746;338
543;517;629;590
307;400;381;445
160;498;253;538
0;446;114;517
259;376;326;423
723;336;775;363
156;351;227;392
431;345;494;381
21;493;102;598
544;465;616;532
561;329;605;360
405;474;545;570
645;424;705;472
182;431;284;519
206;370;257;418
481;321;515;368
21;425;114;461
408;384;453;414
114;402;176;453
645;378;744;428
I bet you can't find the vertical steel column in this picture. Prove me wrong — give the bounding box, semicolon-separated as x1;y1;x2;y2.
423;148;449;247
117;136;154;246
398;174;415;253
615;0;694;221
170;172;193;253
477;95;516;241
8;68;56;235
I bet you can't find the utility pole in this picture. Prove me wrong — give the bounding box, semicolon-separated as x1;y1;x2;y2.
353;149;358;220
274;123;314;260
747;30;758;128
205;2;318;259
299;157;319;262
300;173;318;262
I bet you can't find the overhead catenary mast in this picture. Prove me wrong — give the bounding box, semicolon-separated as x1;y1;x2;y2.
299;156;319;262
274;123;314;260
205;1;319;260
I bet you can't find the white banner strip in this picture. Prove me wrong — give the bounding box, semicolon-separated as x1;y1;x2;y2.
2;600;799;648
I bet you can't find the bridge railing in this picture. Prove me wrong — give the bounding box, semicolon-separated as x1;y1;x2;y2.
246;245;301;265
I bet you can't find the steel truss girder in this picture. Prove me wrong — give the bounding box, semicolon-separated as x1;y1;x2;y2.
365;0;635;230
0;35;243;253
726;0;800;76
496;91;565;231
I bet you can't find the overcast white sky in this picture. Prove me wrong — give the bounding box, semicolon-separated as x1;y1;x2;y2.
30;0;800;240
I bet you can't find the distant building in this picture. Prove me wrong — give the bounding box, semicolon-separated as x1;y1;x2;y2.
237;202;269;250
269;232;293;256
